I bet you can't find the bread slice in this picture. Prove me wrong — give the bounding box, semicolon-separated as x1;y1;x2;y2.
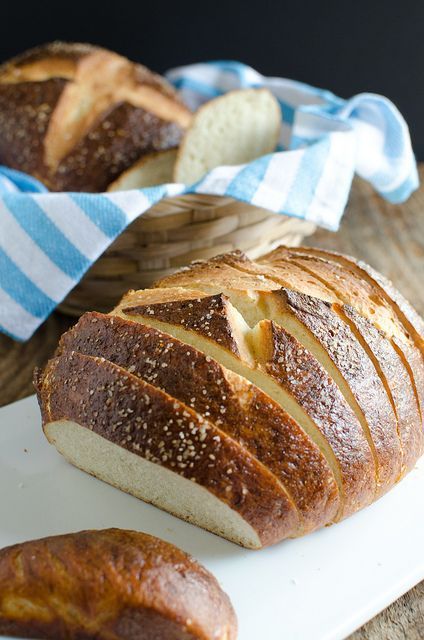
0;528;237;640
117;288;380;520
250;319;375;515
154;259;402;495
38;351;299;549
107;149;177;191
173;88;281;185
57;311;342;534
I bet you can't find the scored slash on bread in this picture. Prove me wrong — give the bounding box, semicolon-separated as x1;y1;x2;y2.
35;247;424;549
267;245;424;351
173;88;281;185
264;288;402;493
250;319;376;514
0;528;237;640
257;246;424;469
0;42;192;192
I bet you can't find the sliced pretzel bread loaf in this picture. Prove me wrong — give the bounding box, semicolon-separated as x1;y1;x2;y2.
57;311;339;534
35;246;424;548
37;351;297;549
0;528;237;640
0;42;191;191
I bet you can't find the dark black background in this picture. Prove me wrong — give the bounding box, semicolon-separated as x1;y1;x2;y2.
3;2;424;157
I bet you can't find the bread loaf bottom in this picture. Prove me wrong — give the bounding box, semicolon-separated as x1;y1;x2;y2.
0;528;237;640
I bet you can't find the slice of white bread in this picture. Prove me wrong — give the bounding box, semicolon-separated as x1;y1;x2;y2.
173;89;281;185
38;351;299;549
107;149;177;191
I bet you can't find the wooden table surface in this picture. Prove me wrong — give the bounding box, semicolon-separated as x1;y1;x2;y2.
0;170;423;639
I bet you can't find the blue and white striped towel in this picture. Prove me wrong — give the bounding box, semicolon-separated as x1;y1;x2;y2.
0;61;418;341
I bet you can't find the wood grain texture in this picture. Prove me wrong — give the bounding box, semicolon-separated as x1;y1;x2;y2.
0;168;423;638
307;169;424;318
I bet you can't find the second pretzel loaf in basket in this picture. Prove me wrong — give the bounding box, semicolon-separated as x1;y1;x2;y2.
35;246;424;549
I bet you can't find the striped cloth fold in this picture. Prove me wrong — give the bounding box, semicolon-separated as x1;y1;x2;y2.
0;61;418;341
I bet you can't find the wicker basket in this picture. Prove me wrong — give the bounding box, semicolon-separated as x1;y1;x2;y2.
60;194;316;316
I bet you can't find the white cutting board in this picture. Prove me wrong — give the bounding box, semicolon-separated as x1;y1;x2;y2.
1;395;423;640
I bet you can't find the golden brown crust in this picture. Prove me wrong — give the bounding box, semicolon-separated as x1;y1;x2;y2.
155;254;280;294
57;311;341;533
0;78;66;183
339;304;423;473
298;248;424;419
0;528;237;640
271;287;402;493
38;351;298;547
223;250;340;303
354;257;424;344
0;41;96;72
261;246;415;344
52;102;183;192
0;42;191;191
255;320;376;516
269;245;424;347
122;293;244;357
261;247;424;431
